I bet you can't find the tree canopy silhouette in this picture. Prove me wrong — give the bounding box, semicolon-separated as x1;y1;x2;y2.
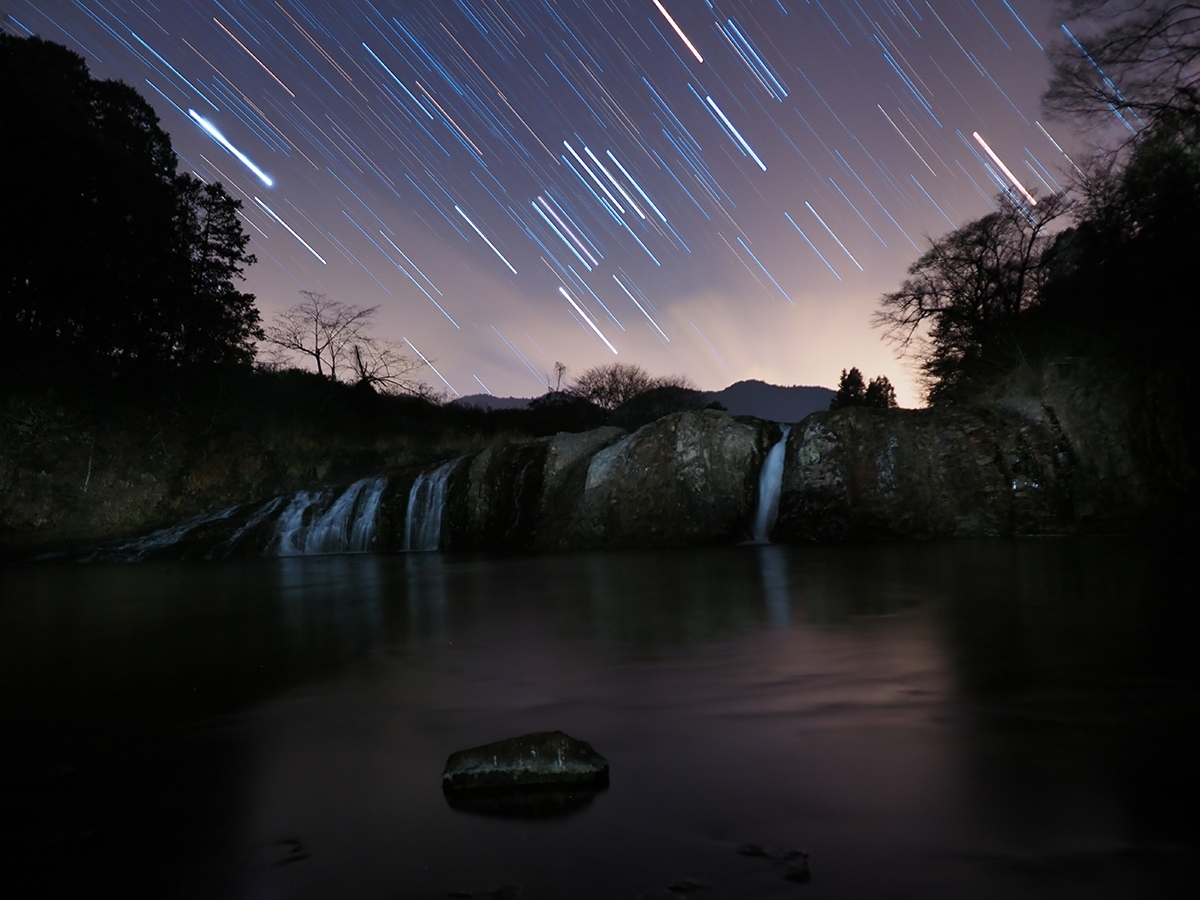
569;362;693;410
0;35;261;383
830;368;898;409
263;291;427;395
1046;1;1200;134
1038;114;1200;355
873;192;1069;402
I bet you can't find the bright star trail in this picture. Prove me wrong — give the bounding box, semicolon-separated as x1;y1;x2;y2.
8;1;1072;405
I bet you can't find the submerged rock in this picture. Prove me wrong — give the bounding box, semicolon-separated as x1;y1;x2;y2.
441;731;609;791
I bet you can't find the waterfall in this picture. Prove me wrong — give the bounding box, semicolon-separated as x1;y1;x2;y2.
79;477;388;561
404;459;458;551
751;426;791;543
269;477;388;556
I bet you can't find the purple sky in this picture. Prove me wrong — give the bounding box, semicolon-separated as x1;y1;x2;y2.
6;1;1080;405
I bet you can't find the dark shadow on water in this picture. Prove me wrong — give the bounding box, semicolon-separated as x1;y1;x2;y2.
1;536;1197;898
443;782;609;819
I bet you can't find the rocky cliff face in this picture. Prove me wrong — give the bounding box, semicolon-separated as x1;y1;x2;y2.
7;360;1192;559
438;412;775;551
774;406;1073;542
552;410;775;549
980;356;1197;529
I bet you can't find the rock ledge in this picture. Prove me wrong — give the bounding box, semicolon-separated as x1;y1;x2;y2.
442;731;609;791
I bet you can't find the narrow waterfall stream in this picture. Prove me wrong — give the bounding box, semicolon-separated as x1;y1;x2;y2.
751;425;791;543
404;459;458;551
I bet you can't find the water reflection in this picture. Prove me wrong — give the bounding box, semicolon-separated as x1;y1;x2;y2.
0;538;1195;899
756;544;791;627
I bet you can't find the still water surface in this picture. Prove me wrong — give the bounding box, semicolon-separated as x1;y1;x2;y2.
3;539;1197;899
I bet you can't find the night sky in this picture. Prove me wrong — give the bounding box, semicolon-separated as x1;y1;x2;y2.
3;1;1076;405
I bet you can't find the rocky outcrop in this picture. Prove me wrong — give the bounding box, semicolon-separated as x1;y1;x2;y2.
980;356;1197;529
442;731;609;790
551;410;777;549
14;358;1193;559
442;411;775;551
774;406;1072;541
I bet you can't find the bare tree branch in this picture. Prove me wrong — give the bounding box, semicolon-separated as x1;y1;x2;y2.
1046;1;1200;137
262;291;377;380
568;362;695;410
262;290;430;395
873;193;1071;401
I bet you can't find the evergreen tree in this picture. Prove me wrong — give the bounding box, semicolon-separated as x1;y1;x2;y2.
864;376;898;409
0;35;261;382
830;368;866;409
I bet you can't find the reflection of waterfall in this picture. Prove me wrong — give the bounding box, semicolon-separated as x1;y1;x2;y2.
751;426;792;543
758;544;792;627
404;459;457;551
269;477;388;556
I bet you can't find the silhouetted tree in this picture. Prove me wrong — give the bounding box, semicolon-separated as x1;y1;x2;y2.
830;367;866;409
873;192;1069;402
1046;1;1200;135
0;35;261;381
1039;114;1200;354
264;292;378;380
864;375;898;409
264;291;426;394
830;369;898;409
569;362;694;410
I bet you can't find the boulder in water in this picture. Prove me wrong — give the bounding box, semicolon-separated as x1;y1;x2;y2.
556;409;775;549
442;731;609;791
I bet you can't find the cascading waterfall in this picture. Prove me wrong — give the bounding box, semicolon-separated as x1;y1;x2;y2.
404;459;458;551
751;425;791;543
269;477;388;556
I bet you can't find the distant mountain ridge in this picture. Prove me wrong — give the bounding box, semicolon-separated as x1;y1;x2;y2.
705;380;833;422
454;379;833;423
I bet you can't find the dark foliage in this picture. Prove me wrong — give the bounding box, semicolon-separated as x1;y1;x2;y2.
864;375;898;409
1037;115;1200;359
611;384;714;430
0;35;261;385
829;368;898;409
1046;1;1200;136
874;193;1069;403
569;362;695;410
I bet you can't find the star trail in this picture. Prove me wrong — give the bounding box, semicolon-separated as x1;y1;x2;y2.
4;1;1071;404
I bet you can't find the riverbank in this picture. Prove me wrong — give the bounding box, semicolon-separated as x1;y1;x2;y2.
3;353;1196;560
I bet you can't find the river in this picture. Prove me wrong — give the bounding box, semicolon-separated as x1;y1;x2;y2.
2;537;1196;898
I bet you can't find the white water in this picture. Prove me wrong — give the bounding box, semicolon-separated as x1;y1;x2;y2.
270;477;388;556
404;459;458;551
751;425;792;543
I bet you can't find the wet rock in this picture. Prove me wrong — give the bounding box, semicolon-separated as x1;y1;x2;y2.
634;876;712;899
738;843;810;884
557;410;776;549
774;406;1072;541
442;731;609;791
442;443;547;551
531;426;626;547
270;837;309;867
